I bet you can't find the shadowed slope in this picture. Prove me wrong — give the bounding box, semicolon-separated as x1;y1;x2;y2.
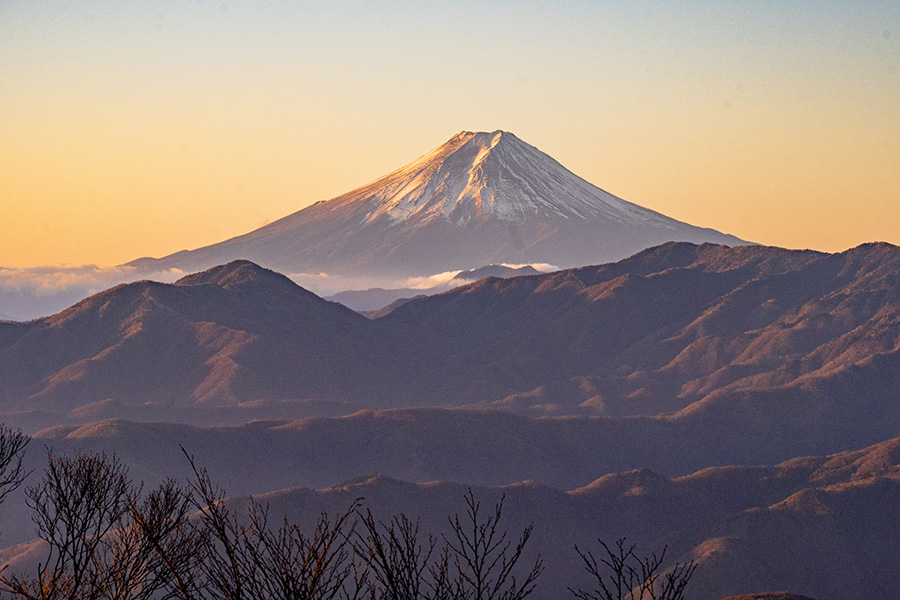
0;261;402;417
17;419;900;599
6;242;900;444
381;242;900;418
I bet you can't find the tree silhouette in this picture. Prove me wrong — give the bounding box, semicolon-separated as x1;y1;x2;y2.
444;490;543;600
0;424;29;506
176;450;365;600
0;450;193;600
0;444;695;600
356;489;543;600
570;538;695;600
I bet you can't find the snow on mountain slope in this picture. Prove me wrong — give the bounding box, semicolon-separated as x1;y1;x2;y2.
351;130;673;227
129;131;749;279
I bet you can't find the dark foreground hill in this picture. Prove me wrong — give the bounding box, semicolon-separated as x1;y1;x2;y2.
721;594;816;600
5;423;899;600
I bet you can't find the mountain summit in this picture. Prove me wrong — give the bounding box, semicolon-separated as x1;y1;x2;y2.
129;131;748;278
342;130;678;226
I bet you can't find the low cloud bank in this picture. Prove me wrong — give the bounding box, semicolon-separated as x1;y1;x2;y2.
0;266;418;320
286;270;467;295
1;261;560;321
0;265;185;321
499;262;557;272
397;263;558;291
285;272;406;297
401;270;465;290
288;262;558;299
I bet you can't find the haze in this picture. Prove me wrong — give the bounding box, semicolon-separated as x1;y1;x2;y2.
2;1;899;268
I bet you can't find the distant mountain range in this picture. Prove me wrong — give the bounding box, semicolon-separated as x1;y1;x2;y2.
5;241;900;598
4;242;900;463
127;131;748;279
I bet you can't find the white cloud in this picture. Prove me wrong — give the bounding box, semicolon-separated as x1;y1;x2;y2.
286;272;390;296
0;265;185;292
0;265;185;320
286;263;558;299
400;270;464;290
0;261;558;321
499;262;558;272
285;270;469;296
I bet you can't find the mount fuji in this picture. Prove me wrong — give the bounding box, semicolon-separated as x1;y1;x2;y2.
129;131;748;279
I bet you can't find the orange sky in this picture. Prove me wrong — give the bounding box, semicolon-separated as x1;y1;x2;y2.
2;2;898;268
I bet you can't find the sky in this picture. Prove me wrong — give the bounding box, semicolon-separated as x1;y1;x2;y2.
1;1;899;271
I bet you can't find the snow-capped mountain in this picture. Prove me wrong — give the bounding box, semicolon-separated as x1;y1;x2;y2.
351;130;673;226
129;131;748;278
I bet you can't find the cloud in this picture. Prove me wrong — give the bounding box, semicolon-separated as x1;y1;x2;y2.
285;272;391;296
499;262;558;272
0;265;185;321
285;263;560;299
284;270;469;296
0;261;559;321
0;264;416;320
400;270;464;290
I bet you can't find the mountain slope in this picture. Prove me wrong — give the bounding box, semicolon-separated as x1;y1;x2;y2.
14;421;900;599
6;241;900;455
0;261;403;418
129;131;747;277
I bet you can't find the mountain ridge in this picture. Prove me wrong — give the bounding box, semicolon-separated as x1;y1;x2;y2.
5;241;900;460
0;260;399;415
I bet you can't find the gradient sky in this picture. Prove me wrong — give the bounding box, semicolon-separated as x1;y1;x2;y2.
2;1;898;268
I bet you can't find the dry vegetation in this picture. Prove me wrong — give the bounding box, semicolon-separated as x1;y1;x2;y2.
0;429;694;600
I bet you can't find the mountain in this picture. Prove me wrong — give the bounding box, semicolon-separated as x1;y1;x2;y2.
7;242;900;456
380;241;900;425
11;421;900;599
128;131;747;278
20;405;898;506
0;260;405;424
7;237;900;599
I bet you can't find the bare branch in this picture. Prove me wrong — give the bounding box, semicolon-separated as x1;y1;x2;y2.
569;538;695;600
0;424;29;506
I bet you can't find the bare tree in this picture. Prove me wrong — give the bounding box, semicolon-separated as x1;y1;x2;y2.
569;538;695;600
0;424;29;506
356;509;448;600
355;489;543;600
127;479;197;600
180;450;364;600
0;450;193;600
444;490;543;600
245;505;363;600
3;450;133;600
0;441;695;600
